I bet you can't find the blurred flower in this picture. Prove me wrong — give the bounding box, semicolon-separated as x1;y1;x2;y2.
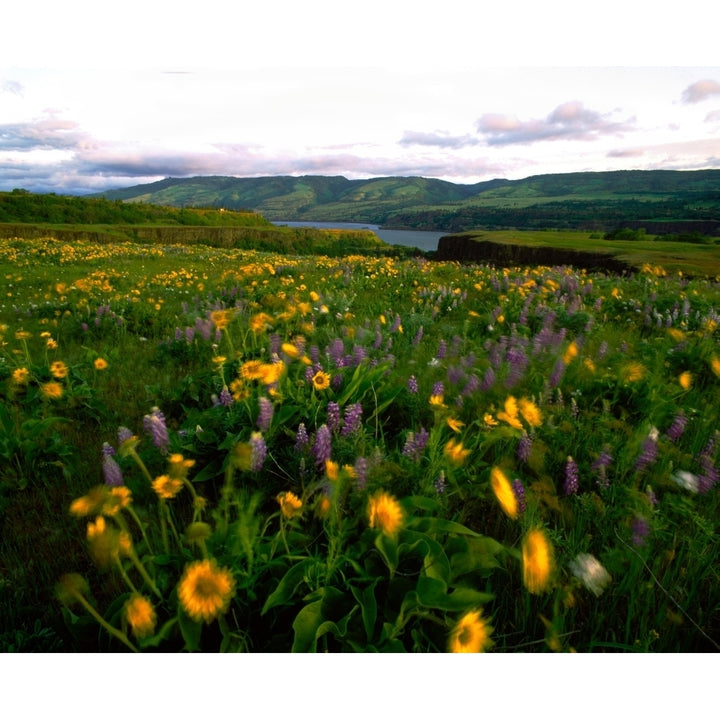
367;490;403;536
490;466;518;519
672;470;699;493
518;397;542;428
448;609;493;653
512;478;527;514
522;528;554;594
341;402;363;436
295;422;309;452
569;553;612;596
257;396;274;432
124;594;157;639
152;474;183;500
143;407;169;454
50;361;68;379
635;429;658;471
565;456;579;495
678;371;692;390
40;381;63;400
12;367;30;384
497;396;523;430
666;414;687;443
622;362;646;383
444;438;470;466
249;432;266;472
631;516;649;546
312;425;332;468
277;491;303;519
93;357;108;370
178;559;236;624
102;444;124;487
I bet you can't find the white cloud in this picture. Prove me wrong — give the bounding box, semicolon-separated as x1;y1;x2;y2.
681;79;720;104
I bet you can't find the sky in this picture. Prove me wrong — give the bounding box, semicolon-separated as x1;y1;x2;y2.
2;2;720;195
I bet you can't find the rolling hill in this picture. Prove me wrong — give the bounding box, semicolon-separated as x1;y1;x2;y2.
95;170;720;234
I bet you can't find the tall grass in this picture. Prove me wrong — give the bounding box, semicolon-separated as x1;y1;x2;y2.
1;236;719;652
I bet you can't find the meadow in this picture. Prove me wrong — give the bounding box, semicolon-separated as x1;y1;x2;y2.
1;233;720;652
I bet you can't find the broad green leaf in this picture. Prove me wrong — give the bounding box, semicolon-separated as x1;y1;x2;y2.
350;577;380;642
261;558;312;615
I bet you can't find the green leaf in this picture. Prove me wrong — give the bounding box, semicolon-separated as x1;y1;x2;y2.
350;577;380;642
374;531;398;574
415;575;493;611
178;609;202;652
138;617;179;649
291;599;324;652
261;559;312;615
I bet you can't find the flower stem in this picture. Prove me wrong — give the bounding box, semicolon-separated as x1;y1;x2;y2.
72;591;138;653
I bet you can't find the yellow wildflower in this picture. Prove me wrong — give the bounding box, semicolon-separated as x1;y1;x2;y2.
367;491;404;536
124;594;157;639
210;309;233;330
497;396;523;429
240;360;265;381
712;356;720;378
483;413;498;427
93;357;108;370
50;361;68;379
12;367;30;384
622;362;646;383
518;398;542;428
312;371;331;391
444;438;471;466
40;381;63;400
562;341;578;365
446;417;465;433
448;609;493;653
325;460;339;482
522;528;555;594
70;486;110;517
249;312;273;333
281;342;301;359
490;466;518;520
177;559;236;624
679;371;692;390
276;491;303;519
152;474;183;500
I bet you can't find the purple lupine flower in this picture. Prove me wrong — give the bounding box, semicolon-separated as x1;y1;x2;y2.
412;326;424;346
354;456;368;490
432;381;444;398
666;414;688;443
257;396;273;432
331;373;343;391
592;448;613;489
341;403;363;437
249;432;266;472
407;375;418;394
436;340;447;360
312;425;332;468
174;327;183;341
309;345;320;364
434;471;446;494
402;427;429;462
102;443;124;487
118;426;134;445
327;338;346;367
352;345;367;366
481;366;495;392
512;478;527;513
564;456;579;495
389;314;402;333
597;340;608;359
269;332;281;356
548;359;566;389
635;429;658;471
373;331;383;350
517;433;533;464
462;373;480;397
185;327;195;343
219;386;233;407
697;436;719;493
631;516;649;546
327;401;341;433
505;346;528;389
143;407;169;454
295;422;309;452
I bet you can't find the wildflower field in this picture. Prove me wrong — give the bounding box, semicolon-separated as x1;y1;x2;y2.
2;233;720;652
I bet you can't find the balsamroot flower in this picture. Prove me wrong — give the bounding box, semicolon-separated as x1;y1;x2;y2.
178;559;236;624
40;381;63;400
152;474;183;500
497;396;523;430
124;594;157;639
448;608;493;653
490;466;518;519
444;438;471;466
522;528;555;594
277;491;303;519
12;367;30;384
518;398;542;428
50;360;68;379
367;490;404;536
312;371;331;391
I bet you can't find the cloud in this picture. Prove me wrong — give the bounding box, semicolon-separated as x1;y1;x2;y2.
606;148;645;158
1;79;24;96
398;130;479;149
476;101;635;145
0;116;90;152
681;79;720;104
705;109;720;123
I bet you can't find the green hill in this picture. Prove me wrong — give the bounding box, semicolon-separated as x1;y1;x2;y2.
94;170;720;234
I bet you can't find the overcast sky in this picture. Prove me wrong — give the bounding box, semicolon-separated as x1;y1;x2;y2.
2;3;719;194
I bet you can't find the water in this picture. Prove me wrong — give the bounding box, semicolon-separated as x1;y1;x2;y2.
272;221;444;252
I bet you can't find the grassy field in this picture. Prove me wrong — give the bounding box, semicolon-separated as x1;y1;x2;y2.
448;229;720;277
2;233;720;652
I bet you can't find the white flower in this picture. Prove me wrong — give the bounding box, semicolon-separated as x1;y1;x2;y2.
569;553;612;596
672;470;699;493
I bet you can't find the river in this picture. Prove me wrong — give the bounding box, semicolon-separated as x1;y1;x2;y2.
272;221;445;252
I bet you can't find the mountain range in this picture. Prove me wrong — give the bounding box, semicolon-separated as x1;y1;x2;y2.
96;169;720;234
